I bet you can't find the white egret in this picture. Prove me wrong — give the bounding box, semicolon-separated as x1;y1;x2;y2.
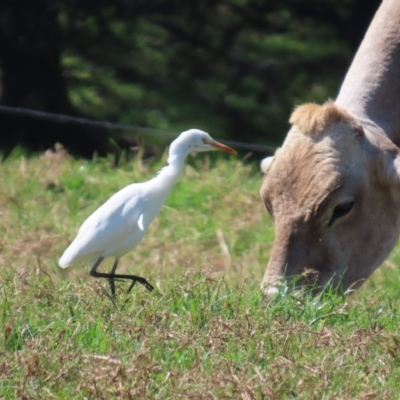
59;129;237;296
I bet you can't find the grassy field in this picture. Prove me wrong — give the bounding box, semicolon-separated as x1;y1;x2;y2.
1;146;400;399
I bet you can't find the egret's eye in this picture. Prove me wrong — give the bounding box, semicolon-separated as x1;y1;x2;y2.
328;201;354;227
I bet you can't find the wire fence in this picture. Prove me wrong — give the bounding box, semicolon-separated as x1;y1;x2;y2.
0;105;278;154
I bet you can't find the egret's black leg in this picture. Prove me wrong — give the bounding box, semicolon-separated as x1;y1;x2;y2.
90;257;154;294
108;258;119;297
90;257;105;277
127;279;137;294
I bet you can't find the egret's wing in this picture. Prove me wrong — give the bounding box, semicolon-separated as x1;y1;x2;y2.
137;214;144;231
59;183;146;266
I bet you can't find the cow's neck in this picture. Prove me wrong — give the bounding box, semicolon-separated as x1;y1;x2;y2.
336;0;400;145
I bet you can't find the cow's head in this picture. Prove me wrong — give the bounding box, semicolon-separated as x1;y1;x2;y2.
260;101;400;294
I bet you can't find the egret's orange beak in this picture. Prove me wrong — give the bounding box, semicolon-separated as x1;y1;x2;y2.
203;139;237;155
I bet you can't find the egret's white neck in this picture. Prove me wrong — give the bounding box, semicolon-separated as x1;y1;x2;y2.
154;145;190;187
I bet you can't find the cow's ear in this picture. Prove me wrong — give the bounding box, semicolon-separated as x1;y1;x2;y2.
260;156;274;174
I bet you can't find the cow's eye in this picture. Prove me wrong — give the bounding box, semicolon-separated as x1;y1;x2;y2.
328;201;354;227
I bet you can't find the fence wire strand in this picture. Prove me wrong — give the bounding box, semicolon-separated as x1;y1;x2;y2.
0;105;278;154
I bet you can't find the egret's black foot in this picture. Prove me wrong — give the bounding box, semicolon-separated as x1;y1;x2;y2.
127;277;154;293
100;274;154;296
90;257;154;297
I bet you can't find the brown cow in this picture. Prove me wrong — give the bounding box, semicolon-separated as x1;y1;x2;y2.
260;0;400;294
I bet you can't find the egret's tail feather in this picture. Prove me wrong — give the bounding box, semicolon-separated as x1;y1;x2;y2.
58;254;72;268
59;247;101;269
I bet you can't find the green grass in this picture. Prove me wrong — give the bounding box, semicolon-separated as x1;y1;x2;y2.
1;147;400;398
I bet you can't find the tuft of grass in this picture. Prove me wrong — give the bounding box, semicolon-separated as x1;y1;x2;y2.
1;147;400;398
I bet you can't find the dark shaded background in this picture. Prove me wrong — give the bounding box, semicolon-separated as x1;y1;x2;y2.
0;0;380;158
